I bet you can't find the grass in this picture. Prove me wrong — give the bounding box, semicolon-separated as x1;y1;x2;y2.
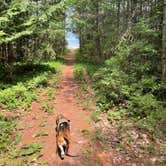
74;52;100;83
81;129;90;137
15;143;43;157
0;114;22;165
82;148;92;155
0;61;62;111
74;59;98;111
39;120;47;127
5;143;44;165
91;109;102;122
41;103;54;114
46;87;54;100
0;114;18;153
74;63;99;83
35;130;49;137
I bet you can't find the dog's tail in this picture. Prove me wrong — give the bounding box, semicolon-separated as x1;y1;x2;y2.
66;153;79;157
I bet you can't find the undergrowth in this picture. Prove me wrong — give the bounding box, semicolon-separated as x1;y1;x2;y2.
0;114;18;153
0;114;22;165
0;60;63;164
0;61;62;110
75;50;166;137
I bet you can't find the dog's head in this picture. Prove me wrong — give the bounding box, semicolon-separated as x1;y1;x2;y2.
56;114;70;131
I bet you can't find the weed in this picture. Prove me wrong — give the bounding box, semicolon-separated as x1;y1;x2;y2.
41;103;54;114
126;136;132;146
82;148;92;155
46;87;54;101
14;143;43;158
51;71;62;85
91;109;102;122
0;61;62;111
76;91;83;98
0;84;37;110
107;109;126;125
39;120;47;127
32;116;37;120
35;131;49;137
140;144;155;154
80;100;92;110
81;129;90;137
0;114;18;153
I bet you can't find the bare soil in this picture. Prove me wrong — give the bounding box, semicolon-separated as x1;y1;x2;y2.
16;51;96;166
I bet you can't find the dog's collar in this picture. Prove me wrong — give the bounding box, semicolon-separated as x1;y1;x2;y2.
57;118;70;132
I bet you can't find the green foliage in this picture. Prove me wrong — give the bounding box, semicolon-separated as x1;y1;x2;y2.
15;143;43;157
0;83;36;110
41;103;54;114
93;58;130;105
75;16;165;134
92;55;165;135
0;0;68;80
91;109;102;122
39;120;47;127
27;73;49;90
74;64;86;82
128;93;159;117
0;61;62;110
148;107;166;136
0;115;17;153
108;109;126;124
35;131;48;137
74;53;100;83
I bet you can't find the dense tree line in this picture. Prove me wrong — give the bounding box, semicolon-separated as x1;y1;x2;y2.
73;0;166;135
73;0;165;78
0;0;68;81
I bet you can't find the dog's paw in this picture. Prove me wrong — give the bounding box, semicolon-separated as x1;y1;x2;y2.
61;153;65;159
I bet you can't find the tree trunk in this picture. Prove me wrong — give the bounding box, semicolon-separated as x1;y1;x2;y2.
162;0;166;81
117;0;120;33
7;42;13;64
95;1;102;58
6;42;14;81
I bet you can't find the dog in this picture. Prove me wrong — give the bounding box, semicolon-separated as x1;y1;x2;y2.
56;114;70;159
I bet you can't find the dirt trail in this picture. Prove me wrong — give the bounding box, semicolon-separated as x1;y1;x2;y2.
18;50;93;165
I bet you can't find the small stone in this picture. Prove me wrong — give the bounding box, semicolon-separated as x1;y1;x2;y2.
150;157;157;163
132;163;137;166
77;141;83;144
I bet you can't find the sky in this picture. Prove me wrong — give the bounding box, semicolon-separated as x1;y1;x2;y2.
66;31;80;48
65;8;80;48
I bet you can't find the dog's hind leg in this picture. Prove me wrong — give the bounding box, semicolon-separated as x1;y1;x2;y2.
59;145;65;159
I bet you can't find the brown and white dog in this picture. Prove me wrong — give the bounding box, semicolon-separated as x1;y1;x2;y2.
55;114;70;159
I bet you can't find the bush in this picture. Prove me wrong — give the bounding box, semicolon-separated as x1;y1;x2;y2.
91;56;165;136
128;93;159;117
27;72;49;90
93;58;130;106
0;83;36;110
74;64;86;82
148;107;166;136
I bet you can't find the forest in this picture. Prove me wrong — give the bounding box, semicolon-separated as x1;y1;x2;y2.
0;0;166;165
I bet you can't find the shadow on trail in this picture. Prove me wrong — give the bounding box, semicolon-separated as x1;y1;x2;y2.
0;60;62;90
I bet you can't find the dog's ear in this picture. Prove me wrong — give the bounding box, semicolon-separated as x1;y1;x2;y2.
56;118;59;125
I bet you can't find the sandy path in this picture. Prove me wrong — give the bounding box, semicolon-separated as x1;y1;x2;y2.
18;51;92;166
